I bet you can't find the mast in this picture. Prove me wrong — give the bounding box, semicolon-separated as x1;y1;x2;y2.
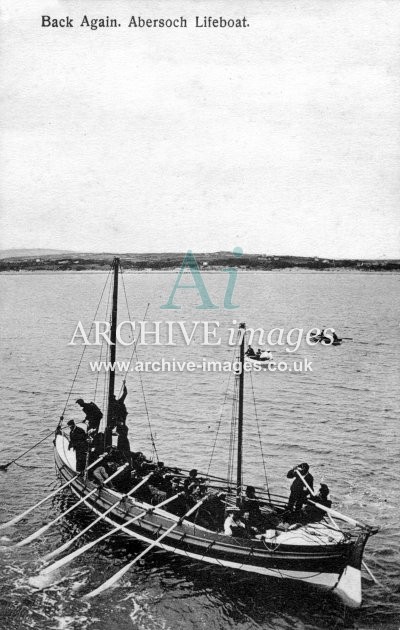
105;257;120;448
236;322;245;506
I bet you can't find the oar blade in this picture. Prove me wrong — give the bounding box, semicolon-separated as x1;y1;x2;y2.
83;560;134;599
0;454;105;532
14;462;127;549
82;495;206;599
41;474;154;565
14;522;52;548
0;512;30;531
42;538;73;563
41;536;103;575
14;488;95;548
0;477;76;530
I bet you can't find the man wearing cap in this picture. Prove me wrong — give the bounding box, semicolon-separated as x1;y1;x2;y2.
286;462;314;512
67;419;88;473
183;469;199;494
75;399;103;434
304;483;332;521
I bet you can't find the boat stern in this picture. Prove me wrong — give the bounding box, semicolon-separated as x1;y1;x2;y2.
332;532;370;608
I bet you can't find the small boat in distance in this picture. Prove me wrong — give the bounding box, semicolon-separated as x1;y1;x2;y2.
2;257;377;606
245;346;273;367
311;331;342;346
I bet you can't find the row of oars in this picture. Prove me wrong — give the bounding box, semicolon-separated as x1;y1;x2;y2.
0;455;207;598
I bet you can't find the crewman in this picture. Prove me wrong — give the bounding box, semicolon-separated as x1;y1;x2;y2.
67;419;88;474
286;462;314;512
304;484;332;521
109;383;128;427
183;469;200;495
75;399;103;434
92;462;111;487
147;461;171;503
116;423;132;465
242;485;263;529
223;511;247;537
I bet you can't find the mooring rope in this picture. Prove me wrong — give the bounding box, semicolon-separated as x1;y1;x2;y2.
0;428;57;471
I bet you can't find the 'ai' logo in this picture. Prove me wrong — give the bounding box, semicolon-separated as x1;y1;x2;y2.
160;248;243;310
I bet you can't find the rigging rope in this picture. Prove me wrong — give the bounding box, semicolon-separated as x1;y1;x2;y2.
94;266;113;406
60;266;113;424
206;343;238;477
1;264;113;470
119;266;158;460
101;281;113;450
134;346;159;462
249;369;271;502
119;265;150;377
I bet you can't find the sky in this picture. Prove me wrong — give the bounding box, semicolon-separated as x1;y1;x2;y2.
1;0;399;258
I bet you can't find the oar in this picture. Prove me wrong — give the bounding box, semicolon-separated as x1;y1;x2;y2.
362;560;382;585
300;468;383;585
83;495;207;599
42;473;153;564
0;454;106;530
41;491;185;576
296;470;373;530
294;469;340;529
14;463;129;548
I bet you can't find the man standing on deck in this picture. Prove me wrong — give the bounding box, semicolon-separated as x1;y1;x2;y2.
67;419;88;473
75;399;103;434
286;462;314;512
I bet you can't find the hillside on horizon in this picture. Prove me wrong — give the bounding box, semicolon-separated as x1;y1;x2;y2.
0;250;399;271
0;248;399;262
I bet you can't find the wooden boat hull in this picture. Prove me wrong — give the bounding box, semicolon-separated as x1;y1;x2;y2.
245;356;273;368
54;435;369;607
310;336;342;346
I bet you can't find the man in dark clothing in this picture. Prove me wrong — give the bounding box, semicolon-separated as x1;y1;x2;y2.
183;469;200;495
317;483;332;508
150;462;171;492
116;423;132;466
242;485;264;530
67;419;88;473
304;484;332;521
147;461;172;504
109;383;128;428
76;399;103;434
287;462;314;512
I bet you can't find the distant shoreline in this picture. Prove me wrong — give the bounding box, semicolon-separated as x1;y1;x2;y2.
1;252;399;273
1;268;399;275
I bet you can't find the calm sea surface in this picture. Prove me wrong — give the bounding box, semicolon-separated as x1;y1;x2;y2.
0;271;399;630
